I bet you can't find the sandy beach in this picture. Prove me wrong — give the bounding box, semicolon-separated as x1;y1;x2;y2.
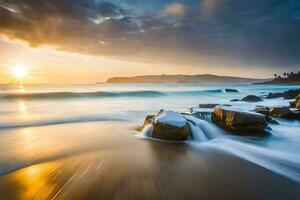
0;121;299;200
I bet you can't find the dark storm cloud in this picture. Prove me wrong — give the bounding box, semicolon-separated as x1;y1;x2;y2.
0;0;300;68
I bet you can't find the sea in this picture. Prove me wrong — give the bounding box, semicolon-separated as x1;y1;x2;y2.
0;83;299;199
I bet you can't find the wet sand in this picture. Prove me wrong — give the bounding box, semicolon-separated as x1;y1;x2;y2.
0;122;299;200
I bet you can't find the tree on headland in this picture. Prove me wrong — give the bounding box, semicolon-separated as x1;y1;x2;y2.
270;70;300;83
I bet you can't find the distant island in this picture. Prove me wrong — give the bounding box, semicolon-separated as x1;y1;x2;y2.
263;71;300;84
105;74;269;84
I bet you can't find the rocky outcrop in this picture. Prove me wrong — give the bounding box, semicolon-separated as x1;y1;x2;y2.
254;106;300;120
296;95;300;109
199;104;219;108
212;106;268;135
269;107;292;117
253;107;279;124
225;89;239;93
241;95;263;102
289;94;300;109
142;110;190;141
269;107;300;119
266;89;300;99
290;101;296;108
254;107;270;115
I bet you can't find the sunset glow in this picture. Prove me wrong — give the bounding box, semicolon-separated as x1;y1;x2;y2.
11;65;28;80
0;1;299;199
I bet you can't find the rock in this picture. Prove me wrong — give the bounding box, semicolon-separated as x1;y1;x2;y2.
142;115;155;128
211;106;268;135
296;95;300;109
142;110;190;141
297;102;300;109
225;89;239;93
254;107;270;115
268;107;300;120
269;107;292;118
256;105;265;108
266;126;272;131
199;104;219;108
266;89;300;99
289;101;296;108
230;99;240;102
253;107;279;124
266;93;284;99
241;95;263;102
265;116;279;124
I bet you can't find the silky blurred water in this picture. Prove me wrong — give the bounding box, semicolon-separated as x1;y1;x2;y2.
0;83;299;129
0;83;299;199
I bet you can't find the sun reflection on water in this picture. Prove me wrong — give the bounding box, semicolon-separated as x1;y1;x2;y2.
22;128;35;140
18;100;32;120
19;163;59;200
18;85;25;93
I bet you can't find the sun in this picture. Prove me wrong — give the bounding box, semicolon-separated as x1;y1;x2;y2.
11;65;28;79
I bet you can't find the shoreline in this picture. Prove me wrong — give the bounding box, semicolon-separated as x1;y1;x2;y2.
0;84;299;199
0;122;299;200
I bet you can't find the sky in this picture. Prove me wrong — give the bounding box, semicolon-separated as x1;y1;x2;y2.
0;0;300;83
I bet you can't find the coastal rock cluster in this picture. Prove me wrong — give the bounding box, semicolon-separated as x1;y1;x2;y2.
266;89;300;99
140;88;300;141
254;106;300;120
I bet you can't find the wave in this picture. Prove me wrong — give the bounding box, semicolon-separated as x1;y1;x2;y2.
0;89;228;100
0;91;165;100
170;89;224;95
0;114;127;130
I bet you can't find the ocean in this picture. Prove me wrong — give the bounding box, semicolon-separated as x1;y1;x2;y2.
0;83;299;199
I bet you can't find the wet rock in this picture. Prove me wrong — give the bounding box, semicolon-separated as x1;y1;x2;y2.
142;115;155;128
256;105;265;108
199;104;219;108
142;110;190;141
253;107;279;124
269;107;300;120
241;95;263;102
266;89;300;99
266;93;284;99
266;126;273;131
230;99;240;102
296;95;300;109
254;107;270;116
211;106;268;135
289;101;296;108
265;116;279;124
225;89;239;93
269;107;292;118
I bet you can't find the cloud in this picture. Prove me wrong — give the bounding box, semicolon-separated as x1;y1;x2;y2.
0;0;300;70
159;3;187;18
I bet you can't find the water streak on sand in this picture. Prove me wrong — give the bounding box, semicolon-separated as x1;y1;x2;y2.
202;139;300;183
183;116;300;183
0;114;127;130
